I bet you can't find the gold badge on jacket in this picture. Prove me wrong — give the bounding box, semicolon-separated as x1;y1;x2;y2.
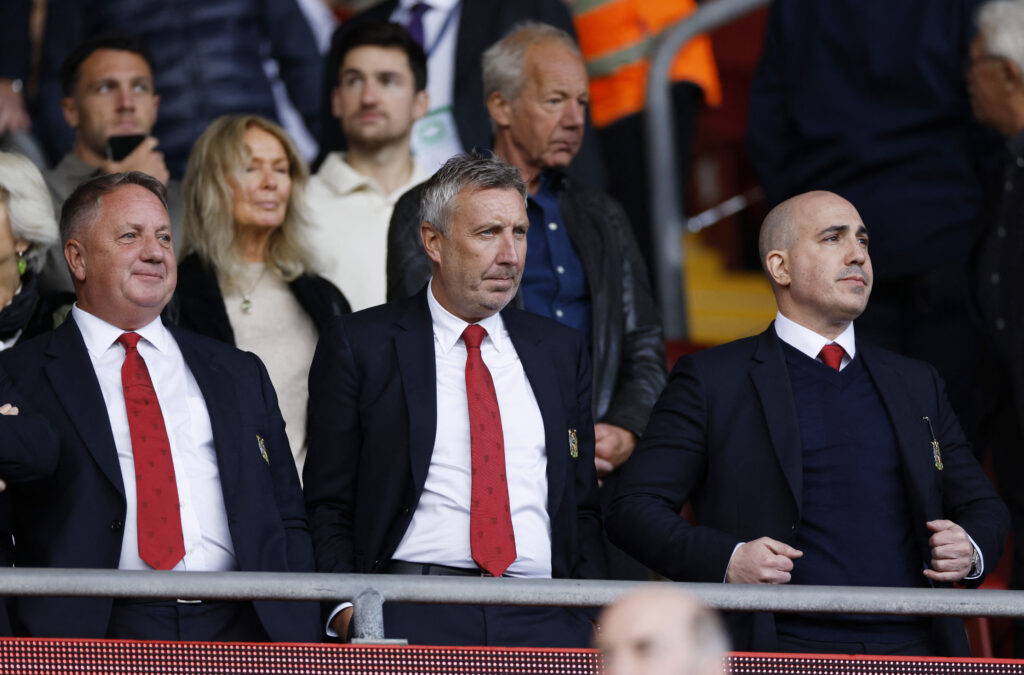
568;428;579;458
922;416;943;471
257;434;269;464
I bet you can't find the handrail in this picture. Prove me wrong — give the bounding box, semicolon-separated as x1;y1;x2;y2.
644;0;772;339
0;568;1020;641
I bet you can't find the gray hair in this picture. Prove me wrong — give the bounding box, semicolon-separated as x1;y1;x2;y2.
977;0;1024;74
482;21;581;103
686;602;730;674
60;171;168;246
420;152;527;237
0;152;59;274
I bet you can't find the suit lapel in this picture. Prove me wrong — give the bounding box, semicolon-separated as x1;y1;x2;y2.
45;319;124;496
396;293;438;493
858;343;935;516
749;325;803;510
503;309;567;516
170;326;243;507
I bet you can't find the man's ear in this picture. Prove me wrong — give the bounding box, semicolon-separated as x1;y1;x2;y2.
420;222;443;265
765;250;791;287
61;97;80;130
330;85;344;120
411;89;430;122
486;91;512;129
65;239;87;282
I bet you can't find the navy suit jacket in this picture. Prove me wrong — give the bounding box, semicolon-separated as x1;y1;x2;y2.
0;317;319;641
304;289;606;583
607;325;1009;655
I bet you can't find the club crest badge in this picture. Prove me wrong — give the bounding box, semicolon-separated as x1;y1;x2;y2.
257;434;269;464
568;428;579;459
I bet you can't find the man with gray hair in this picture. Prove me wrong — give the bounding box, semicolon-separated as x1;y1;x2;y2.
596;588;729;675
967;0;1024;654
387;22;665;581
305;152;606;646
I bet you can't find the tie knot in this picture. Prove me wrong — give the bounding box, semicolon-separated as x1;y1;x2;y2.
462;324;487;349
410;1;430;16
118;332;142;352
818;343;845;371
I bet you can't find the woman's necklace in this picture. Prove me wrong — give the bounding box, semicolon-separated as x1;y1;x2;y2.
240;266;268;315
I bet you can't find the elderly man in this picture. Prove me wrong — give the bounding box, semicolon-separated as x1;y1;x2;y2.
0;172;318;642
42;35;183;292
305;153;605;646
597;588;729;675
387;22;664;579
607;191;1008;656
966;0;1024;655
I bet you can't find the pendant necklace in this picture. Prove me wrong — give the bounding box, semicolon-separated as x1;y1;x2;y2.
240;266;268;315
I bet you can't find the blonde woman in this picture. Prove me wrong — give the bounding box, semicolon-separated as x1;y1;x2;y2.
173;115;350;477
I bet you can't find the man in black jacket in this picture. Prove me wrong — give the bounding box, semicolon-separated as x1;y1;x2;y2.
386;23;665;578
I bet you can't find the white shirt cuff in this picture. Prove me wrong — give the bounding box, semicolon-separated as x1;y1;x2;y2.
325;602;353;638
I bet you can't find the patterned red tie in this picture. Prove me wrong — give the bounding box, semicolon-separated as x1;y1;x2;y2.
818;343;846;371
462;324;516;576
118;332;185;570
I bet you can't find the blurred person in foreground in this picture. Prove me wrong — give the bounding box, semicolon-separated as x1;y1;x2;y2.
607;191;1008;656
172;115;350;478
0;171;318;641
0;151;74;349
596;587;729;675
966;0;1024;655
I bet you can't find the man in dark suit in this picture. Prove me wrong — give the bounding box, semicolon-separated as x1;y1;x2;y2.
607;190;1009;656
304;152;605;646
0;171;318;642
319;0;605;188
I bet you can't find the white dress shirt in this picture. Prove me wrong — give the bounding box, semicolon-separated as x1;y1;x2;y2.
72;306;237;572
773;311;856;370
0;283;24;351
392;282;552;576
390;0;465;169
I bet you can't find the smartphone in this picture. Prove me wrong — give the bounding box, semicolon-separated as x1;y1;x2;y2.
106;134;147;162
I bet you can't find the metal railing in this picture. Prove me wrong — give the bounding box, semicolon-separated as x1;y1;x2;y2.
1;568;1022;641
645;0;772;340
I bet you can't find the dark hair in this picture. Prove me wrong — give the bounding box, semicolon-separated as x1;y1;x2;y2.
60;171;168;244
333;21;427;92
60;34;155;97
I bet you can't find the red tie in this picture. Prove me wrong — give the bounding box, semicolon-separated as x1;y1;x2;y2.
118;332;185;570
818;343;845;371
462;324;516;576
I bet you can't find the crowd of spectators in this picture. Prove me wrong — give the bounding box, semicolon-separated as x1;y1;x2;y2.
0;0;1022;661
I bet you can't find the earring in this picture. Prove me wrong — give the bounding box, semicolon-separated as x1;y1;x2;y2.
16;251;26;276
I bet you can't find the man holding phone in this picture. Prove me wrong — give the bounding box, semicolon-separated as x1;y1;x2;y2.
42;35;182;292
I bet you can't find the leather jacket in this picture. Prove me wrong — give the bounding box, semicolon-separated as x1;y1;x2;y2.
386;173;666;437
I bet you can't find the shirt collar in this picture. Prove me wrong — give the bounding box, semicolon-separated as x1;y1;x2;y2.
72;304;171;359
318;152;433;199
773;311;856;362
426;278;508;354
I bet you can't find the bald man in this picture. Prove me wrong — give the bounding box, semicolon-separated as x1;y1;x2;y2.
596;588;728;675
607;191;1008;656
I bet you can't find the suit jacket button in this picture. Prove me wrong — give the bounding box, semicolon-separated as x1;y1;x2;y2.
110;520;123;532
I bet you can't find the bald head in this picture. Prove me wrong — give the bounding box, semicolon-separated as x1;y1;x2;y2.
759;190;872;338
596;588;729;675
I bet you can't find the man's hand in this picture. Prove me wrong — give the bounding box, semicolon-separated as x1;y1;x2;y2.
594;423;636;476
100;136;170;185
330;606;354;641
0;79;30;135
923;519;974;582
0;403;19;415
725;537;803;584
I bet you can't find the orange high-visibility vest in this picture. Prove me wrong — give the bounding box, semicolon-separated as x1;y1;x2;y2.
572;0;721;128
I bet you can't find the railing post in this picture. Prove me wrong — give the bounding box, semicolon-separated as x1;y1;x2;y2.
644;0;772;340
350;587;386;641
